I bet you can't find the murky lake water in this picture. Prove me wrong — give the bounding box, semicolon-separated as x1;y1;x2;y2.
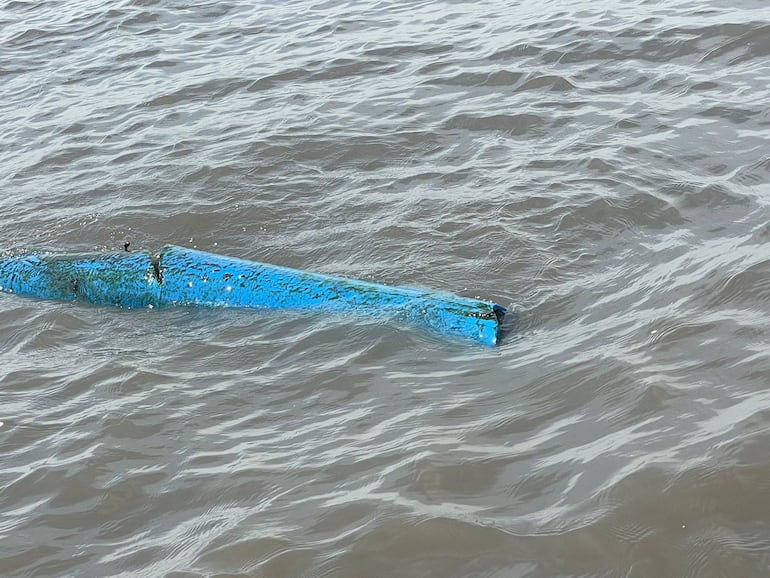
2;0;770;576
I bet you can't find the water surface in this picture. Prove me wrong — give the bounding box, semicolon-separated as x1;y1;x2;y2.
2;0;770;576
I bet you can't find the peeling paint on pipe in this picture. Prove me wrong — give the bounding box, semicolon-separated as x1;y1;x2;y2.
0;245;507;346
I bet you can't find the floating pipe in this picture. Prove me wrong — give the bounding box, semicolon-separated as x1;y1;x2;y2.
0;245;507;346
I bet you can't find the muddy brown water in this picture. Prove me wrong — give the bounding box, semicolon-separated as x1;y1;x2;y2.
2;0;770;576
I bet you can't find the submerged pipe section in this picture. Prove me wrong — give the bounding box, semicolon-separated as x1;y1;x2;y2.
0;251;161;308
0;245;507;346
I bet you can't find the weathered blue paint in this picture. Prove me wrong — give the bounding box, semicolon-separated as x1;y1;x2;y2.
0;251;160;308
159;245;506;345
0;245;506;345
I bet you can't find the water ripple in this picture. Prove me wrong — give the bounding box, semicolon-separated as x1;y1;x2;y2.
2;0;770;575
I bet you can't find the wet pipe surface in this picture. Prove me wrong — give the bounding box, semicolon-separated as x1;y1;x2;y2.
0;245;507;346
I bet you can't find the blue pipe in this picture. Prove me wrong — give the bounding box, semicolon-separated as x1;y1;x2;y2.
0;245;506;346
